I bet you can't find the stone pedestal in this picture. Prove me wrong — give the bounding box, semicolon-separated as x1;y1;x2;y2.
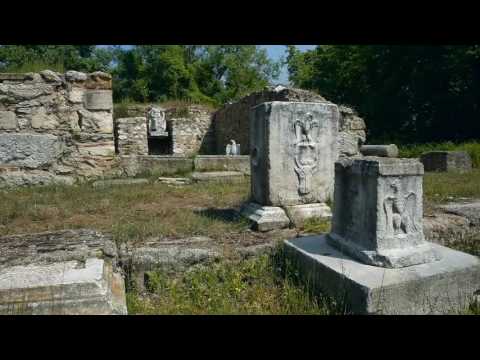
284;157;480;314
284;235;480;314
240;203;290;232
243;101;339;230
328;157;441;268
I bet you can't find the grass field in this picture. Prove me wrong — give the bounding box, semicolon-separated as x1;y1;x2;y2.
1;169;479;315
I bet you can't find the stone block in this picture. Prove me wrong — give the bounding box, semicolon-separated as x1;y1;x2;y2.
78;110;113;134
68;87;85;103
0;133;63;169
284;235;480;314
31;108;59;129
192;171;246;183
360;144;399;158
328;157;441;268
240;202;290;232
92;178;149;188
194;155;250;174
284;203;332;227
250;101;339;206
84;90;113;110
420;151;472;172
0;258;127;315
0;111;16;129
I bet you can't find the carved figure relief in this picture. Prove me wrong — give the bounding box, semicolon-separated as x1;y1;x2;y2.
383;179;419;236
147;107;166;133
294;112;319;195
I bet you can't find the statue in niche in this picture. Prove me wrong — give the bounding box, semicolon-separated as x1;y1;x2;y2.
294;112;319;195
147;107;166;134
383;179;419;236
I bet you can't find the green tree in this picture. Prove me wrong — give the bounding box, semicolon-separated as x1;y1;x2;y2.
286;45;480;143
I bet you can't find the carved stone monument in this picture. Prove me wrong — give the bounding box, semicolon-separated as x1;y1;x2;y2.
284;157;480;314
328;157;441;268
147;106;168;137
241;101;338;230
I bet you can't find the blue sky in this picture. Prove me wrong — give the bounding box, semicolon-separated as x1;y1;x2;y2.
261;45;316;84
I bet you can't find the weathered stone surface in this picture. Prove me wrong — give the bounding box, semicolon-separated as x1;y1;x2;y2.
92;178;149;188
240;203;291;232
284;235;480;314
65;71;87;82
194;155;250;174
78;110;113;134
115;117;148;156
67;87;84;103
157;177;192;185
31;108;59;129
84;90;113;110
0;111;16;130
328;157;441;268
0;83;54;100
250;101;339;206
40;70;63;83
0;170;74;188
438;201;480;226
0;258;127;315
284;203;332;228
0;229;117;268
360;144;399;158
0;133;63;168
420;151;472;172
192;171;245;183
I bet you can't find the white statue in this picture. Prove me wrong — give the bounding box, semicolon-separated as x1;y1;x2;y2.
147;106;166;135
226;140;240;156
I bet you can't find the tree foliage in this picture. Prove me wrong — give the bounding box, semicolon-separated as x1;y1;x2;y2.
0;45;114;73
286;45;480;143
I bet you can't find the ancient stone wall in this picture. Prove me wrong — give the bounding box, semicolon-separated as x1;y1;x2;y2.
167;105;215;156
213;86;367;158
0;70;115;187
115;117;148;156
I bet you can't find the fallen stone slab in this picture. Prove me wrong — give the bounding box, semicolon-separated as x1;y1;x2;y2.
92;178;149;188
438;201;480;226
0;229;127;315
191;171;246;183
157;177;192;186
0;258;127;315
284;235;480;314
119;236;221;291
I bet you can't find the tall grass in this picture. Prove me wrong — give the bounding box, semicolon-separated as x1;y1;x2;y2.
398;141;480;168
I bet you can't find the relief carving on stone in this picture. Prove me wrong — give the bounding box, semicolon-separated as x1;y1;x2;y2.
293;112;319;195
383;178;419;237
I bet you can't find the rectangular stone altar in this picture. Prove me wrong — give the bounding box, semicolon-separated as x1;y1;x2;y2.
242;101;339;230
284;157;480;314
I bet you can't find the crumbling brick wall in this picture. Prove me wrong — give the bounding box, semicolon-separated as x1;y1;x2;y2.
0;70;115;187
212;86;367;157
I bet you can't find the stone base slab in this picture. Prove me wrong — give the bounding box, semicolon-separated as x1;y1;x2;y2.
284;203;332;227
284;235;480;314
0;258;127;315
327;233;442;268
240;202;290;232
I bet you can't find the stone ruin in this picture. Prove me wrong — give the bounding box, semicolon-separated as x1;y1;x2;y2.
285;157;480;314
420;151;472;173
0;70;115;187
